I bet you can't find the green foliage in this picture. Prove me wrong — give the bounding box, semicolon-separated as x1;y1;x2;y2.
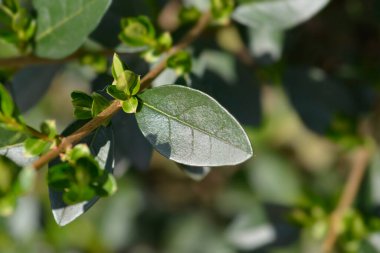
33;0;111;58
119;16;173;62
136;85;252;166
179;6;202;24
211;0;235;24
0;83;23;131
167;51;192;76
48;144;116;205
71;91;111;120
119;16;156;47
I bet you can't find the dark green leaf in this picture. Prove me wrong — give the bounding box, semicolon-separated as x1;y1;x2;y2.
34;0;111;58
47;163;73;189
106;85;128;101
71;91;93;120
11;64;61;112
91;93;110;117
135;85;253;166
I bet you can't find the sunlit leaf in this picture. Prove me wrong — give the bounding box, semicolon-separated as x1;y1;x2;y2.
136;85;252;166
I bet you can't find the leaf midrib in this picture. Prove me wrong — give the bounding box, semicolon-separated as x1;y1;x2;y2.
142;101;249;154
36;0;98;41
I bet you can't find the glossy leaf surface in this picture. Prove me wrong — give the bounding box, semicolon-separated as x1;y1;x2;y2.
136;85;252;166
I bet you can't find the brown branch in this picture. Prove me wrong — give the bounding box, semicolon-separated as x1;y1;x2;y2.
322;147;371;253
32;11;212;170
0;49;115;68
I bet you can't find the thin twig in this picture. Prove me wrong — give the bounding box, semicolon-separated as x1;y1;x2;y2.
322;147;371;253
0;49;115;68
32;11;211;170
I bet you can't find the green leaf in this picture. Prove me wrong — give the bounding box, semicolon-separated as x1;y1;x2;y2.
122;97;139;114
94;172;117;196
119;15;156;47
111;53;127;80
91;93;110;117
47;163;73;189
40;120;57;139
232;0;330;30
24;137;51;156
0;127;26;149
106;85;128;101
116;70;140;96
167;51;192;75
179;6;202;24
33;0;111;58
0;83;14;118
71;91;93;119
0;38;20;58
211;0;234;23
135;85;253;166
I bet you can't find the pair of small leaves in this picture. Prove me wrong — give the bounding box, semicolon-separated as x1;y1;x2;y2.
71;91;110;120
24;120;57;156
48;144;116;205
107;54;140;114
118;16;172;62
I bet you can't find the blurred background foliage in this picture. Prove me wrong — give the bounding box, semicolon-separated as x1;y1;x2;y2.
1;0;380;252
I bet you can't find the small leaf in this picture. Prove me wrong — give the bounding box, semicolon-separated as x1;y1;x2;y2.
167;51;192;76
106;85;128;101
116;70;140;96
34;0;111;58
122;97;139;114
71;91;93;119
135;85;253;166
119;15;156;47
91;93;110;117
24;138;51;156
111;53;127;79
94;172;117;196
179;6;202;24
211;0;234;23
40;120;57;139
0;83;15;117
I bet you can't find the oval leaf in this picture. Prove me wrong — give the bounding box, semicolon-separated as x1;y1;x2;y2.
135;85;253;166
232;0;330;30
34;0;111;58
48;121;114;226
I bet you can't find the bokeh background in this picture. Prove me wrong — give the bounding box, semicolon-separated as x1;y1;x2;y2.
1;0;380;252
